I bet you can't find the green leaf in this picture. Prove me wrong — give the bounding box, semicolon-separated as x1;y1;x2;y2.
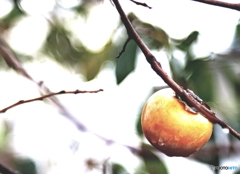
185;58;214;102
112;163;128;174
209;59;240;131
234;23;240;38
15;158;37;174
148;27;170;50
82;40;115;81
0;121;11;151
115;40;138;84
139;144;168;174
127;13;169;50
44;25;85;64
169;56;188;87
0;2;24;29
136;111;143;137
234;169;240;174
43;24;115;81
176;31;199;51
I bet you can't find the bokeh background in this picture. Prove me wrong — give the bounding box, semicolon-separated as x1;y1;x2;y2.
0;0;240;173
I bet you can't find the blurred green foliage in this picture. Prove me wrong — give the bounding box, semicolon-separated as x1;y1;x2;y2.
139;144;168;174
0;1;240;174
44;24;116;80
112;163;128;174
136;110;144;138
15;158;37;174
0;1;24;29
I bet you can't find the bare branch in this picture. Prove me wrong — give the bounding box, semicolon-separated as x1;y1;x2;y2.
116;37;131;58
0;34;141;156
112;0;240;140
0;162;20;174
130;0;152;9
0;89;103;113
0;36;143;154
0;38;33;81
192;0;240;11
0;36;89;131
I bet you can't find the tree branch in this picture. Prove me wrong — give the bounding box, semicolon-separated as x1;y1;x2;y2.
0;37;88;131
112;0;240;140
192;0;240;11
0;35;143;159
130;0;152;9
0;162;20;174
0;35;144;157
0;89;103;113
116;37;131;58
0;38;33;81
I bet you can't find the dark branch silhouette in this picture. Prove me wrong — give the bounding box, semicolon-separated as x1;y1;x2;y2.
0;89;103;113
192;0;240;11
112;0;240;140
0;162;20;174
130;0;152;9
0;38;33;81
116;37;131;58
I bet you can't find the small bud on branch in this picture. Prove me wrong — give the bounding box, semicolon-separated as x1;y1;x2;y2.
0;89;103;113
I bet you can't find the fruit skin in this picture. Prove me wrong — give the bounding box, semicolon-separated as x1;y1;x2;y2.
141;88;213;157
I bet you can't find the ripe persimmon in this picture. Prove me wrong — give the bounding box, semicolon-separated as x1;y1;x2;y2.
141;88;213;157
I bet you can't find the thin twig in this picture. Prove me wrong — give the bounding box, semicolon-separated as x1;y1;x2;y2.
0;89;103;113
0;35;143;155
192;0;240;11
116;37;131;58
0;37;88;131
0;162;20;174
0;30;141;158
130;0;152;9
112;0;240;140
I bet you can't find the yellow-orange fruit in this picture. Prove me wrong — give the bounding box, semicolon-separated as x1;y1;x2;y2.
141;88;213;157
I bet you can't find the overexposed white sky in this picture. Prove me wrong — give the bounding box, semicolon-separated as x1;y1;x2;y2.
1;0;240;174
2;0;240;54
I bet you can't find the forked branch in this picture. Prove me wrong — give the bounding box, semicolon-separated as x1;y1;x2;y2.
112;0;240;140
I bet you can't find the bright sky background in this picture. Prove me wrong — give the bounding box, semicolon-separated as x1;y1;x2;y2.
0;0;240;174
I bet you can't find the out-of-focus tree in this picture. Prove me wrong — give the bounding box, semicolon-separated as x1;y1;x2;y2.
0;0;240;174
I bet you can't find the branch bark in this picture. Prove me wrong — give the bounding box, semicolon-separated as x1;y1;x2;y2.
112;0;240;140
0;36;140;156
192;0;240;11
0;89;103;113
0;36;89;131
130;0;152;9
